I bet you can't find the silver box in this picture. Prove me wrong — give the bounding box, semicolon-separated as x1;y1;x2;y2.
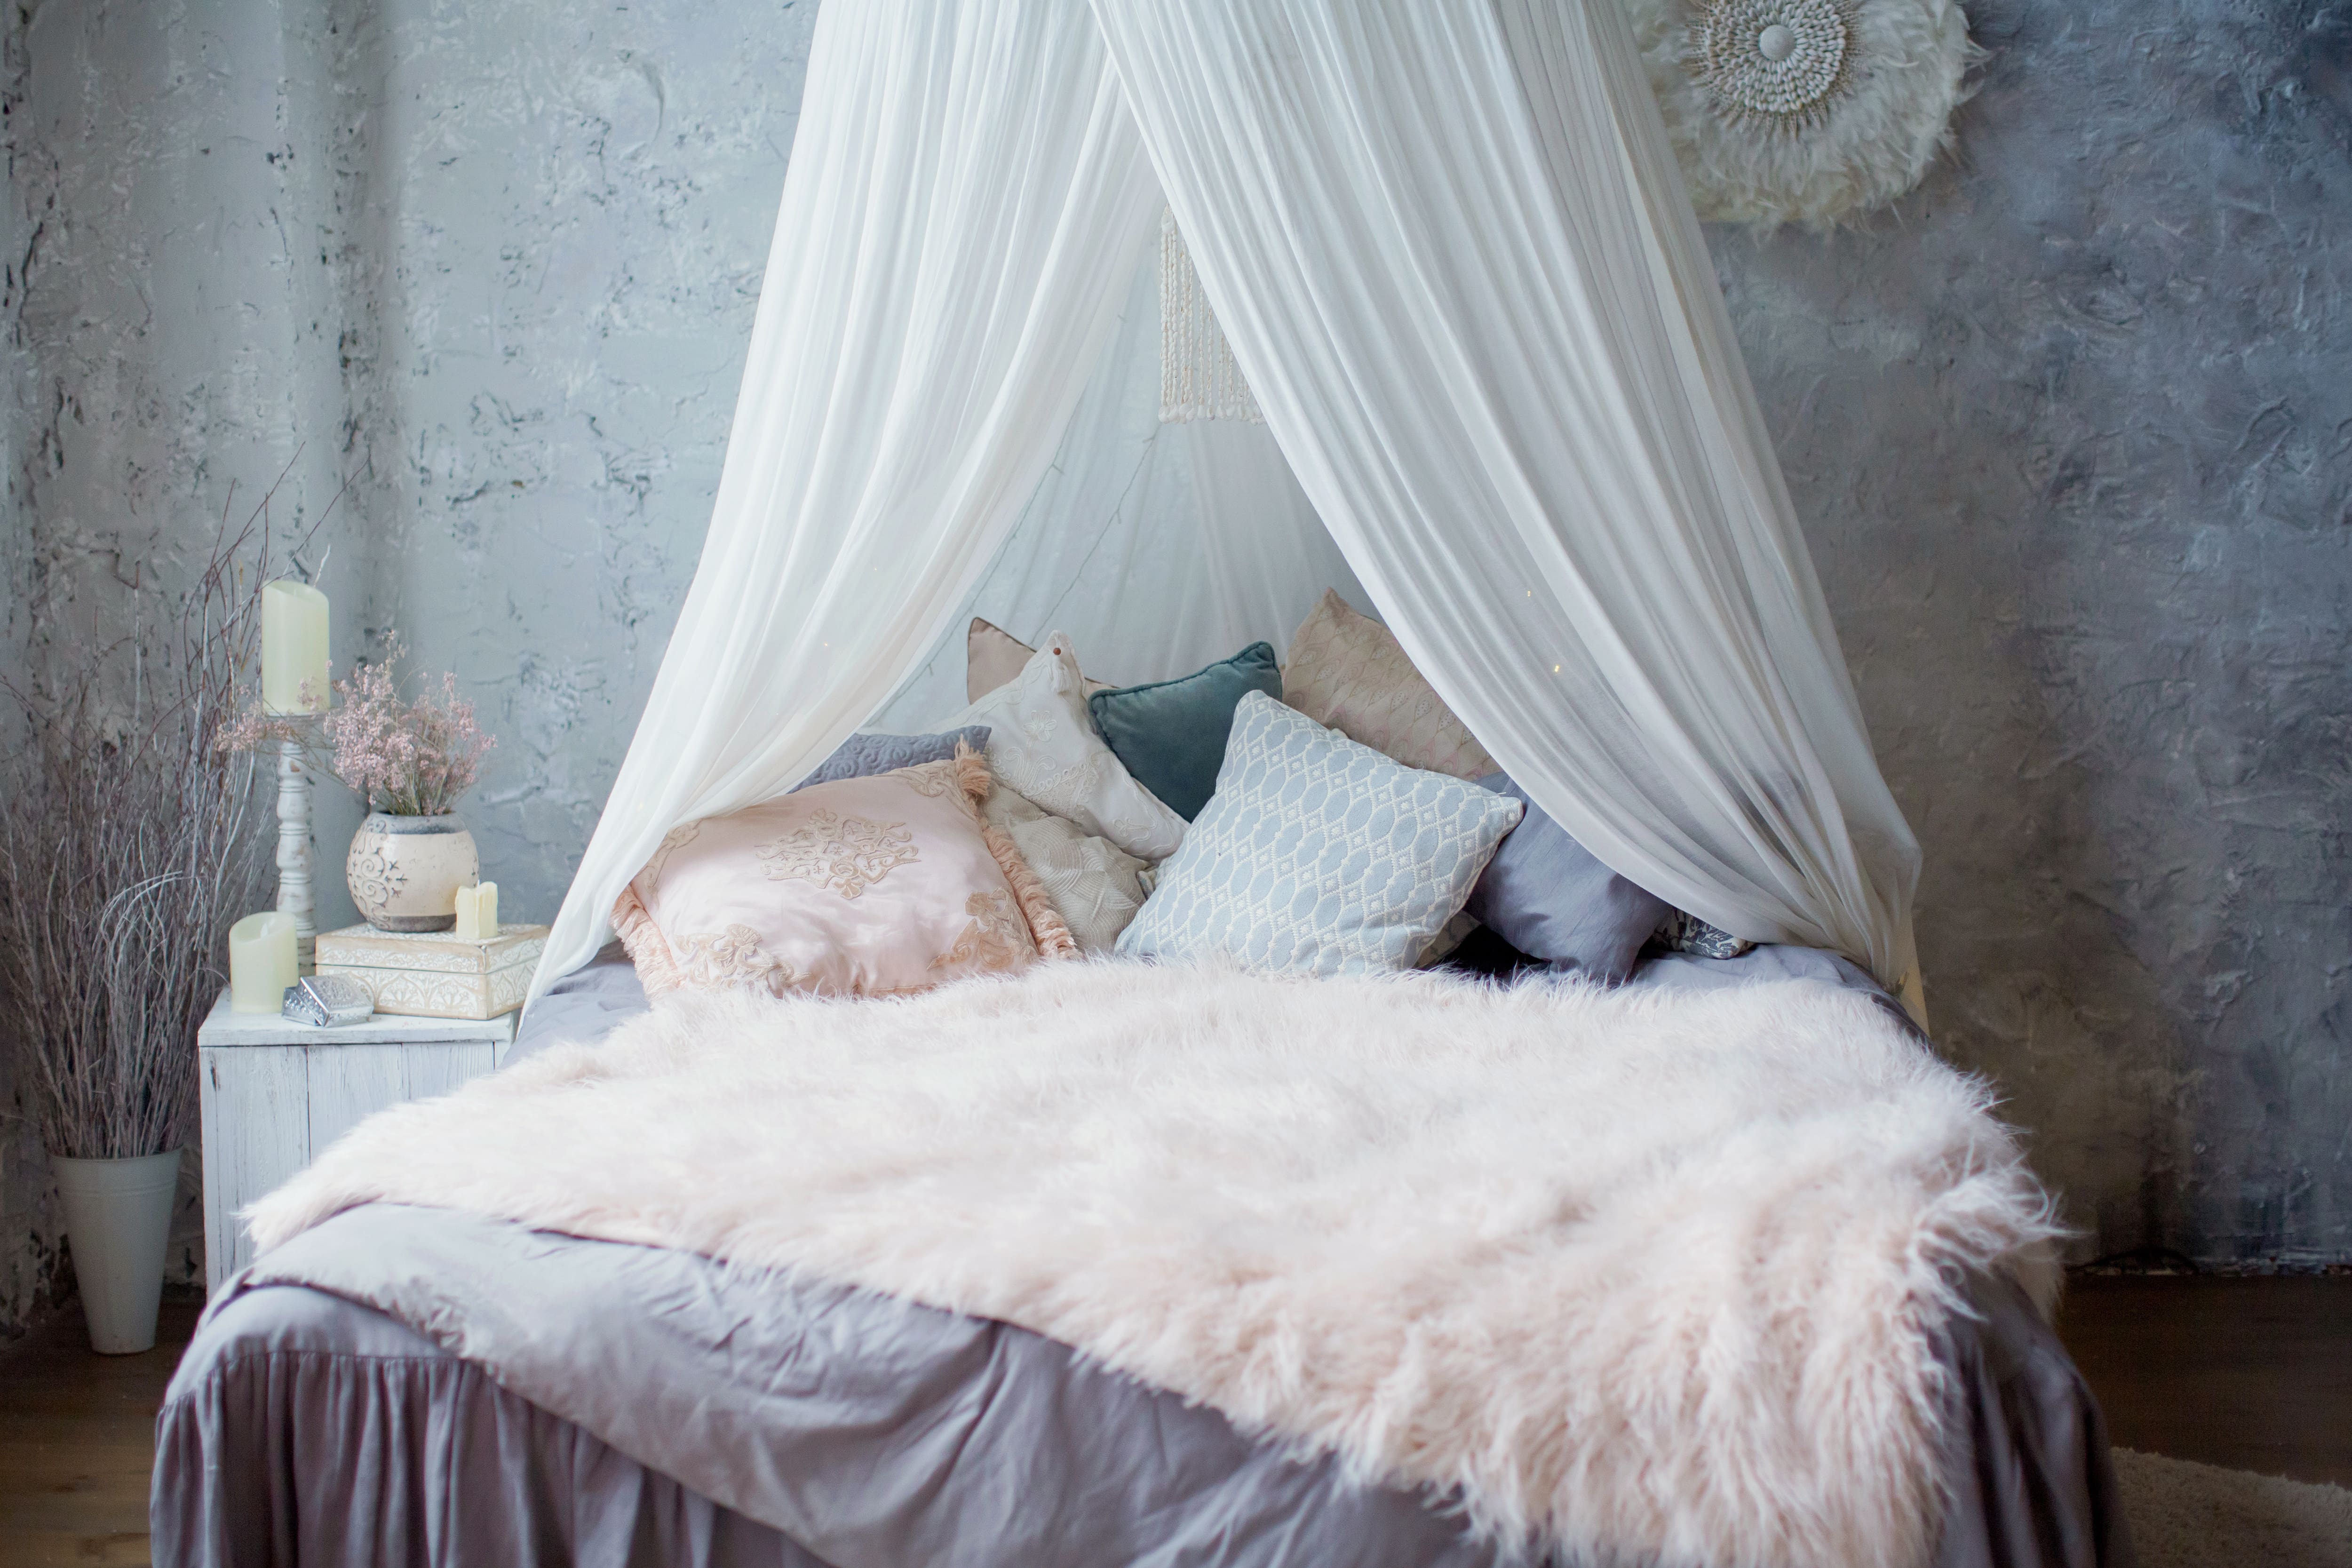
281;973;375;1028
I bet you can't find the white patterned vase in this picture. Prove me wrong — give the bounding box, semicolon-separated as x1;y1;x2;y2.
346;812;479;932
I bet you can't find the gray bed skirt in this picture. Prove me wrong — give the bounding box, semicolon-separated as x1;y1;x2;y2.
153;947;2135;1568
156;1242;2129;1568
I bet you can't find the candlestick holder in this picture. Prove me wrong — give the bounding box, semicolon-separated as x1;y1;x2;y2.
272;712;328;972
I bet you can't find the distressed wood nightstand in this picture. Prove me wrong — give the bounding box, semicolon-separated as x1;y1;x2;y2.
196;990;516;1290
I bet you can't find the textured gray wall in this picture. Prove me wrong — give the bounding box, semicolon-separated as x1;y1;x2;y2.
0;0;816;1330
1719;0;2351;1266
0;0;2344;1330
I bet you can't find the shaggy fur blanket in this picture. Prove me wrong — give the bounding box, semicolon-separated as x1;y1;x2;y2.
248;960;2059;1568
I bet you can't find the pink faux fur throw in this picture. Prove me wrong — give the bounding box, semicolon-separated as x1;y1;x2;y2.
247;960;2060;1568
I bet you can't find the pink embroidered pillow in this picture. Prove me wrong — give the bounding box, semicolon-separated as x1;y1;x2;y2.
613;748;1074;1000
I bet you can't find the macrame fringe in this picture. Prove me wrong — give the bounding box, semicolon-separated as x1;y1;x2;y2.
1159;209;1263;424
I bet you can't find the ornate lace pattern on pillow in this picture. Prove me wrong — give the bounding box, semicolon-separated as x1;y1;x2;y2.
757;811;920;899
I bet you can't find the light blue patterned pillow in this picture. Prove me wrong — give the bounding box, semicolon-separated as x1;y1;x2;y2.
1116;692;1523;977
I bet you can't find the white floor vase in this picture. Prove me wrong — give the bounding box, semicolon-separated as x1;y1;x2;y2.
52;1149;182;1354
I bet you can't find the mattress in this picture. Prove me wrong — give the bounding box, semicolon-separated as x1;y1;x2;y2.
154;946;2135;1568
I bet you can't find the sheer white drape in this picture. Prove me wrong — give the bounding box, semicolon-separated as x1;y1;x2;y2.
540;0;1923;1024
536;0;1161;995
870;253;1367;730
1089;0;1922;1014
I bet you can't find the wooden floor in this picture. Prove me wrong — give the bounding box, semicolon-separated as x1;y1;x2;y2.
0;1279;2344;1565
2058;1274;2352;1490
0;1297;199;1568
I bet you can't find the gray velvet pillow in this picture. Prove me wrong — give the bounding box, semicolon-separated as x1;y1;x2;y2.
1464;772;1670;983
793;728;991;791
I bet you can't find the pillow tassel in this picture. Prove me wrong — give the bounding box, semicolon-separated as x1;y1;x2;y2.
954;740;1076;959
985;822;1079;960
951;740;993;813
610;883;685;997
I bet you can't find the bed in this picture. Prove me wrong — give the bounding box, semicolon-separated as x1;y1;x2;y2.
154;942;2133;1568
148;0;2104;1553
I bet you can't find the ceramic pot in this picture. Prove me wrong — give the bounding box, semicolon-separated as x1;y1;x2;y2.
52;1149;181;1354
346;812;479;932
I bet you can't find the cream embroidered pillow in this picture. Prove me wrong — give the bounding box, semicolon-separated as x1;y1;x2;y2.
1281;589;1495;780
613;749;1074;1000
984;785;1152;953
966;617;1112;704
939;632;1188;862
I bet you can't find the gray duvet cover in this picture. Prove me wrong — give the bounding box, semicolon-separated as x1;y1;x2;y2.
153;947;2135;1568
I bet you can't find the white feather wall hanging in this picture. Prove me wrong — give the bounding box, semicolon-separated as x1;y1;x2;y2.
1626;0;1983;228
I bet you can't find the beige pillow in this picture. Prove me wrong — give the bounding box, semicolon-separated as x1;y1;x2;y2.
984;785;1151;953
613;748;1074;1000
967;617;1112;703
1281;589;1495;780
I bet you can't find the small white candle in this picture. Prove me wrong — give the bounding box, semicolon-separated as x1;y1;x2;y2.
261;581;330;714
229;911;300;1014
453;882;499;942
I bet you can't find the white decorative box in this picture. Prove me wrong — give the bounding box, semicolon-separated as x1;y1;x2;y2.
315;922;549;1020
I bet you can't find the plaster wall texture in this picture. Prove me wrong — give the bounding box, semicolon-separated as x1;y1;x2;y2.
0;0;2343;1329
0;0;815;1331
1722;0;2350;1267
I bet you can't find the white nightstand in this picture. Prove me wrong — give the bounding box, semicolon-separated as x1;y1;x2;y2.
197;990;516;1290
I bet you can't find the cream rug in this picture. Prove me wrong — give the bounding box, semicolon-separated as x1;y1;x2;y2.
2116;1449;2352;1567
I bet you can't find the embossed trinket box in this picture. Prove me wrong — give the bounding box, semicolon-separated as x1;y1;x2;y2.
280;973;376;1027
315;922;548;1020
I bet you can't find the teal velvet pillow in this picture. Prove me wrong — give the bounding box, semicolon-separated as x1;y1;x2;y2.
1087;642;1282;820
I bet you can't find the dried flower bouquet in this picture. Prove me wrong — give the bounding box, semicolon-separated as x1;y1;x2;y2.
225;644;494;818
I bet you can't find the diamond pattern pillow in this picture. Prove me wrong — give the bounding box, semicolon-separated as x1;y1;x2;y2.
1117;692;1522;977
1281;589;1495;780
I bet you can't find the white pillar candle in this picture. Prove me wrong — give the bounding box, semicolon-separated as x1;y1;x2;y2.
228;911;300;1014
261;581;330;714
454;882;499;942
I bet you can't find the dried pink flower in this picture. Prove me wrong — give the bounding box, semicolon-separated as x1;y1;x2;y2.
223;638;495;817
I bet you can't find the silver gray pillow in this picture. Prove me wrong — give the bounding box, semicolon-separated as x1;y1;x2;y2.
1464;772;1671;983
793;728;991;791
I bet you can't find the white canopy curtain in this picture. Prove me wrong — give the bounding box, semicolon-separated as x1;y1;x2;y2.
536;0;1927;1025
867;252;1372;728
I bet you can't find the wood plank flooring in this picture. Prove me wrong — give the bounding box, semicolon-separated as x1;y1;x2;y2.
0;1298;196;1568
2057;1274;2352;1489
0;1279;2343;1565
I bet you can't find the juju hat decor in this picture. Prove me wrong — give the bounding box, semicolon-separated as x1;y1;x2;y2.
1159;210;1263;424
1628;0;1980;227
